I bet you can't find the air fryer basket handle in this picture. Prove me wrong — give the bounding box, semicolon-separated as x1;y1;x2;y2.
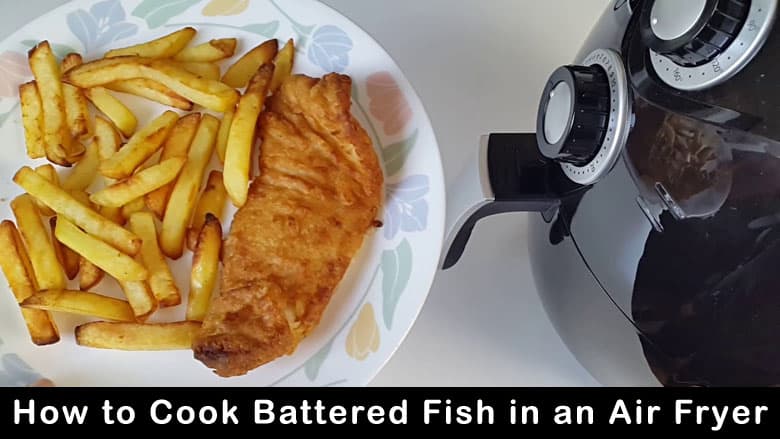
441;133;571;269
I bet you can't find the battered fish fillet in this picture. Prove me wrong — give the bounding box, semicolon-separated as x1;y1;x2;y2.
193;73;384;377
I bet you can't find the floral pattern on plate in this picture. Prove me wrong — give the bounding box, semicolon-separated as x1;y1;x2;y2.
202;0;249;17
368;71;413;137
67;0;138;52
0;51;30;98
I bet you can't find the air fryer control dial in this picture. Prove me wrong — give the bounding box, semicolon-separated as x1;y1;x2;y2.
642;0;750;67
647;0;778;91
536;49;631;186
538;65;611;166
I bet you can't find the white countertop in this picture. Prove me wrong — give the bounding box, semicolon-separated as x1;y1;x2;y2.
0;0;607;386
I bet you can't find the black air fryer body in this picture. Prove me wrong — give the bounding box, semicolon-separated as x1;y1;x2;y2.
444;0;780;386
533;0;780;386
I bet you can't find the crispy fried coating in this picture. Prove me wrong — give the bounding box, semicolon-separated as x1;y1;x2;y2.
193;74;383;377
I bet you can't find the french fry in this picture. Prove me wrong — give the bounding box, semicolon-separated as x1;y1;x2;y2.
22;290;135;322
19;309;60;346
0;220;60;345
68;189;92;207
84;87;137;137
270;39;295;94
62;141;86;164
215;108;234;164
50;217;80;280
177;61;221;81
121;197;147;221
222;39;278;88
163;113;202;159
93;117;123;226
146;60;237;111
224;65;273;207
34;164;59;185
161;114;219;259
94;116;122;163
174;38;237;62
75;321;200;350
117;278;157;321
65;57;239;112
105;27;196;59
100;206;123;225
91;157;185;208
11;195;66;290
67;194;100;299
28;41;75;166
0;221;38;301
63;83;90;139
60;53;83;73
6;33;319;354
63;55;136;74
106;78;193;111
64;184;114;288
54;217;147;282
13;167;141;255
187;170;227;250
99;110;179;180
79;257;104;290
128;212;180;307
19;81;45;159
33;164;59;217
145;113;200;219
187;214;221;322
62;141;99;191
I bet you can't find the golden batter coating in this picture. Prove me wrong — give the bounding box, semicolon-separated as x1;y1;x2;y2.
193;73;383;377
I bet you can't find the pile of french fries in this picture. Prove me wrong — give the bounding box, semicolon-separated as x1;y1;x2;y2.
2;27;294;352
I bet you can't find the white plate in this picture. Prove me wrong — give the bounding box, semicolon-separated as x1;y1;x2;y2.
0;0;444;387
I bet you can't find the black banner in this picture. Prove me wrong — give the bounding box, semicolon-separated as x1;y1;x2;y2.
0;388;777;431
